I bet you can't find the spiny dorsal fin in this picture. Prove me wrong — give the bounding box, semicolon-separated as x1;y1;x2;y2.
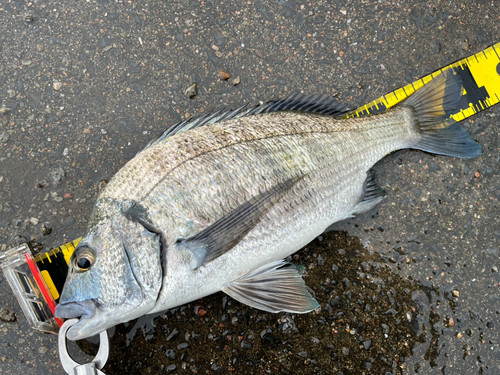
145;93;351;149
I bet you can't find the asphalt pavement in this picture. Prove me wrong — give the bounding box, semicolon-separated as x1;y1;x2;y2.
0;0;499;374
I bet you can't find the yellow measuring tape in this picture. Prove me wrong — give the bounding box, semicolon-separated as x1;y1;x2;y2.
34;238;80;301
348;42;500;121
35;42;500;301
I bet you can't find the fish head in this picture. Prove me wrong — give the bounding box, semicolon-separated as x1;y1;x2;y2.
55;205;163;340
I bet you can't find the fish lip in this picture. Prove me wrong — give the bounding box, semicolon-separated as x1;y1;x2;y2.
55;300;99;341
55;299;96;320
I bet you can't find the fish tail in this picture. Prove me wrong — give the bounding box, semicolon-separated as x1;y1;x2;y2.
403;70;482;158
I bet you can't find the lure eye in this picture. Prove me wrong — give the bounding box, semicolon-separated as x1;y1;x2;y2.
73;248;95;272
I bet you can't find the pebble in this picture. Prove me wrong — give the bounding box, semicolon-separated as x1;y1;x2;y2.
51;192;63;202
241;340;253;350
166;364;176;373
7;90;15;98
363;340;372;350
53;82;63;91
0;131;8;144
177;342;189;350
185;83;198;99
30;217;39;225
233;76;240;86
38;346;48;355
166;328;179;341
219;70;230;80
98;180;108;193
165;349;176;360
486;245;498;254
49;167;65;185
36;44;44;52
341;347;349;356
0;308;16;322
0;107;11;115
453;289;460;298
298;350;308;358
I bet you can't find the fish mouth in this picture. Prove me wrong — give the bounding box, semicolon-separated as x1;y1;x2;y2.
55;300;97;340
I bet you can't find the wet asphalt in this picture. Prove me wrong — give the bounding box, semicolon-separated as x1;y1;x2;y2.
0;0;499;374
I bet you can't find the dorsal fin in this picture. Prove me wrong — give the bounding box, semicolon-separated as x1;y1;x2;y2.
145;93;351;149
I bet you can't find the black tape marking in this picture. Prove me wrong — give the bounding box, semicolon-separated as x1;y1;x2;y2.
35;250;68;303
454;65;489;112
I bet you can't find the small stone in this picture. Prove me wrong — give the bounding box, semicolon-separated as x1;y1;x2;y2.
49;167;65;185
7;90;15;98
475;171;480;178
185;83;198;99
241;340;253;350
0;308;16;322
211;45;219;51
0;107;11;115
177;342;189;350
449;318;455;327
298;350;308;358
36;44;44;52
219;70;230;80
341;347;349;355
166;364;176;373
165;349;176;360
30;217;39;225
197;308;206;316
486;245;498;254
166;328;179;341
38;346;48;355
363;340;372;350
21;59;32;66
453;289;460;298
0;132;9;143
41;224;52;236
53;82;63;91
83;128;91;134
98;180;108;193
233;76;240;86
64;193;73;199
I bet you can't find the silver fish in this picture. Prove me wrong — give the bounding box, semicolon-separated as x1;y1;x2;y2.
55;71;481;340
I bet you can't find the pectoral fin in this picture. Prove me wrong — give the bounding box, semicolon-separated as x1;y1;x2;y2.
177;176;303;269
222;260;320;314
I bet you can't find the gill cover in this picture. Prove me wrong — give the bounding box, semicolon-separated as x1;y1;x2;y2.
57;199;163;339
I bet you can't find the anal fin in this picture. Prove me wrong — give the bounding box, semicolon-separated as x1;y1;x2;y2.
350;169;386;216
222;261;320;314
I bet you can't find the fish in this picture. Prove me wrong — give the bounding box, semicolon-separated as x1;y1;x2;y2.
55;70;482;340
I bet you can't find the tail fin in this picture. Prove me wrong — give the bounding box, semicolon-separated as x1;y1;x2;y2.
404;70;483;159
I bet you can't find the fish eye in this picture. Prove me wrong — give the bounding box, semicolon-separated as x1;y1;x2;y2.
73;248;95;272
